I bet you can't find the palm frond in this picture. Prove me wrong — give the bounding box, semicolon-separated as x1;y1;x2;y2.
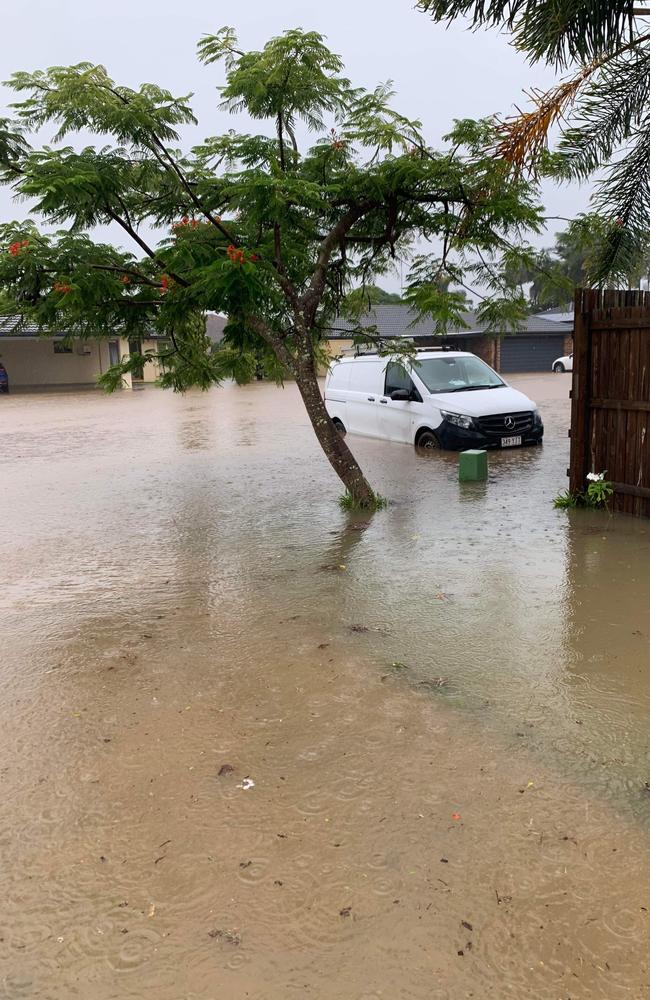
588;122;650;283
417;0;638;68
557;47;650;178
494;62;598;172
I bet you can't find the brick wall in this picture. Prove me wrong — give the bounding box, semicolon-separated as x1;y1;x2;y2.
466;335;498;368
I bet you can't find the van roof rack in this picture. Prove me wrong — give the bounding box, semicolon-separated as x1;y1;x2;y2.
336;343;458;358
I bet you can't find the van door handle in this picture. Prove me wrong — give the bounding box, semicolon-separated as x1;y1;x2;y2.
379;398;388;404
367;396;375;401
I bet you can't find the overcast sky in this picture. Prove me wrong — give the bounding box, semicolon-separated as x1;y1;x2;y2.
0;0;591;293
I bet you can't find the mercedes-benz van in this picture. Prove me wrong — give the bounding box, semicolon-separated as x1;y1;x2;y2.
324;350;543;450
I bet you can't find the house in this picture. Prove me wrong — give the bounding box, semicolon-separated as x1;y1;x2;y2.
0;313;227;390
324;305;574;373
534;307;575;325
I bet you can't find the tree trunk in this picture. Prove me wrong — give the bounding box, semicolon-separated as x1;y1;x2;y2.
294;355;377;507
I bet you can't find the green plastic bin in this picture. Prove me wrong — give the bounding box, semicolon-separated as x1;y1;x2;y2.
459;449;488;482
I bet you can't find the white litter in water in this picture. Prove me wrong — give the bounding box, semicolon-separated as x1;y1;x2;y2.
236;778;255;790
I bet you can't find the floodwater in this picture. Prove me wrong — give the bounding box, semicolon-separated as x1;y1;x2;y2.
1;374;650;999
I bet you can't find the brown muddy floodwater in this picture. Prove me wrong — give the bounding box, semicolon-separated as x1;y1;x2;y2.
1;374;650;999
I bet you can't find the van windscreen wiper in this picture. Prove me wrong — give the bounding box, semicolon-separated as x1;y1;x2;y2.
462;384;502;391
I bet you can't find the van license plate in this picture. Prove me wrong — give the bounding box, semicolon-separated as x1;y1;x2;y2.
501;435;522;447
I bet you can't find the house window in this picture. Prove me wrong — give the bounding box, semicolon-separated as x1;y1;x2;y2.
53;341;73;354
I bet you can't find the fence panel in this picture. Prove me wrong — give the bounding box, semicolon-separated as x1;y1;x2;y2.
569;288;650;517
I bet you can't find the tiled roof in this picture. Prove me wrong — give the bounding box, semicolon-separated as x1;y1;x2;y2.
327;304;573;339
534;308;575;323
0;316;164;339
0;317;44;337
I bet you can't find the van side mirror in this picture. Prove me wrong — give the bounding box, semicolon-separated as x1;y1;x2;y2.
390;389;411;401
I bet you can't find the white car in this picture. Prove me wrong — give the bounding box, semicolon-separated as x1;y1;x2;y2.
325;350;543;450
552;353;573;373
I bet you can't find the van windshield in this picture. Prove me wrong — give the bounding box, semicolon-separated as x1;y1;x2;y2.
413;356;504;393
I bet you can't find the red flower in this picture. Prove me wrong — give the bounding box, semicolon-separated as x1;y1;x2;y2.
121;275;131;285
8;238;29;255
226;244;246;265
53;281;72;294
160;274;170;292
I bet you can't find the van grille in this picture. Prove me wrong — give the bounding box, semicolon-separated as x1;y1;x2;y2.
475;411;534;436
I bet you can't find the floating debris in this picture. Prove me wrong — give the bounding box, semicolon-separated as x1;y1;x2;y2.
208;928;241;945
417;677;448;691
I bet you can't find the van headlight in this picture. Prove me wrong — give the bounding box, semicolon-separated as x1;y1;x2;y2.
440;410;474;430
532;408;543;426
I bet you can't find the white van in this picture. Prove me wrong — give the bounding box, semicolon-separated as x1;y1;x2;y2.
324;350;543;450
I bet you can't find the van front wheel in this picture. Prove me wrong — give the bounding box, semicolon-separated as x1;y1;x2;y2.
332;418;346;436
416;429;440;450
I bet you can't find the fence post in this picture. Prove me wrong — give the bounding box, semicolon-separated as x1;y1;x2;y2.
569;288;592;494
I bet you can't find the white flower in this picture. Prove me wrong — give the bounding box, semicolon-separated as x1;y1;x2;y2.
586;472;605;482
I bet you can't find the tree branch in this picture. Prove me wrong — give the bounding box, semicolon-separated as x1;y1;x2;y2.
91;77;239;246
277;111;286;172
147;136;239;244
88;263;162;286
301;200;378;323
168;327;202;372
246;314;296;372
104;206;189;287
272;222;301;313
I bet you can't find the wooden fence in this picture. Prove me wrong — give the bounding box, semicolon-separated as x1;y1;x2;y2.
570;288;650;517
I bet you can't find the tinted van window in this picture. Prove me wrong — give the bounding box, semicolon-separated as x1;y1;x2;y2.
384;362;421;400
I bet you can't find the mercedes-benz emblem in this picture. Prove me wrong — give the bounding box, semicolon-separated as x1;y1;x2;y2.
504;415;516;430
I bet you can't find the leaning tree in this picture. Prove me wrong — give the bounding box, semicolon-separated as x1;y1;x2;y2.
0;28;541;507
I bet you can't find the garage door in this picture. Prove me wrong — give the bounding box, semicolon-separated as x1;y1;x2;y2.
499;335;565;373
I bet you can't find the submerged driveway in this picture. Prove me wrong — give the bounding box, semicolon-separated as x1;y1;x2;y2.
2;373;650;999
